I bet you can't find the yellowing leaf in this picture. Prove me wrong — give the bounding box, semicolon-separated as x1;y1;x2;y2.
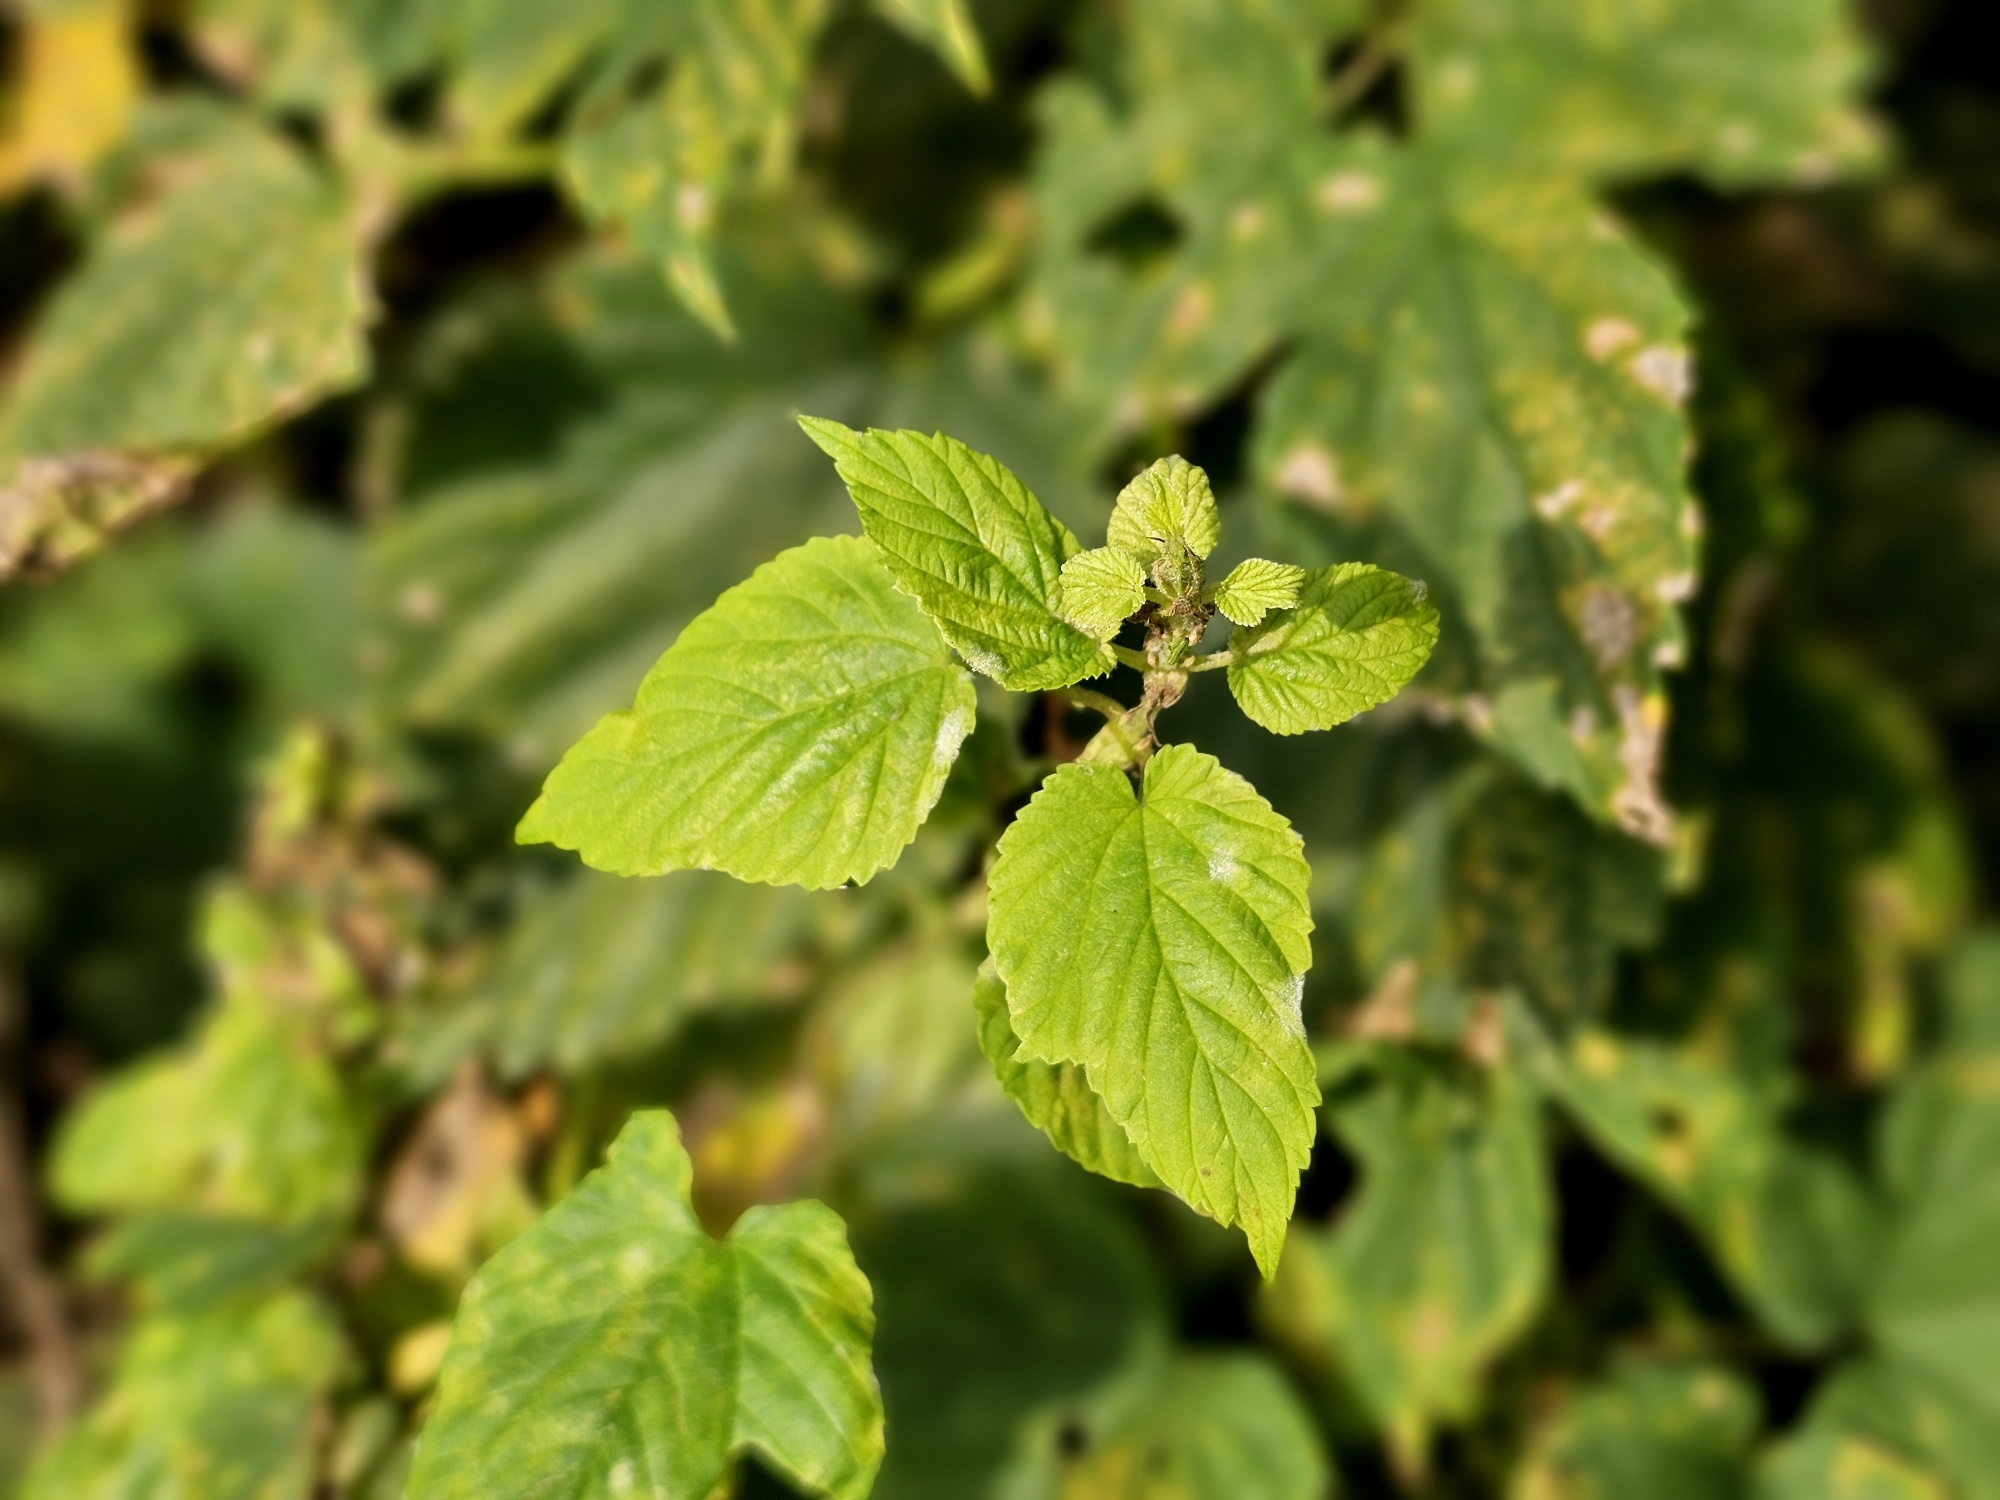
0;125;369;462
0;2;138;193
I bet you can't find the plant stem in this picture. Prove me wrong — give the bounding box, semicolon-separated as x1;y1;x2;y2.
1110;644;1152;673
1063;688;1132;721
1186;650;1237;673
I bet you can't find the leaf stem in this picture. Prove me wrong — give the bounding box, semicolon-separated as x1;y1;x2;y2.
1186;651;1237;673
1062;687;1132;721
1110;644;1152;673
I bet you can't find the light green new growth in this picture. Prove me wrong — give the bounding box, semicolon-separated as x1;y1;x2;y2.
1212;558;1306;627
1227;563;1441;734
973;960;1159;1189
406;1110;883;1500
987;746;1319;1276
1107;454;1221;563
524;432;1435;1279
798;417;1113;690
518;534;975;889
1056;546;1148;639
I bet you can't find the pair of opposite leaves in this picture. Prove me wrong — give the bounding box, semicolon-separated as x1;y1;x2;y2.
519;419;1440;1272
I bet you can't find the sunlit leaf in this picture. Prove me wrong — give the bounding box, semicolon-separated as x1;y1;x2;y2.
988;744;1317;1274
800;418;1114;690
1055;546;1147;639
519;534;976;889
1106;455;1221;563
406;1110;883;1500
972;959;1159;1189
1226;562;1438;734
1211;558;1304;628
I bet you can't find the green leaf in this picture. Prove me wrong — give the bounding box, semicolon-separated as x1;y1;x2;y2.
1255;163;1696;834
400;868;820;1083
871;0;990;93
998;1351;1330;1500
1211;558;1304;627
49;892;367;1227
1055;545;1147;639
1106;455;1221;563
1409;0;1882;188
1537;1024;1878;1351
987;744;1318;1275
972;959;1159;1190
809;940;986;1143
1510;1361;1761;1500
1264;1048;1548;1457
1756;1430;1949;1500
1869;931;2000;1413
0;124;367;462
21;1292;348;1500
83;1213;340;1315
1226;562;1439;734
1798;1358;2000;1500
553;0;827;337
518;533;975;889
853;1165;1163;1499
406;1110;883;1500
798;417;1114;690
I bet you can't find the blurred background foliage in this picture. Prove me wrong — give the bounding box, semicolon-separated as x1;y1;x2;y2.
0;0;1997;1495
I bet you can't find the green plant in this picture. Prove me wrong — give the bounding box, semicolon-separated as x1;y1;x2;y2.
4;0;1999;1498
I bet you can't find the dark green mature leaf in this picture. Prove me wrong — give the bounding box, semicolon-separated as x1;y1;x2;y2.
1755;1429;1948;1500
1798;1358;2000;1500
1408;0;1882;187
972;960;1158;1189
988;744;1317;1274
21;1292;347;1500
1538;1023;1878;1350
0;123;367;462
1510;1362;1761;1500
998;1351;1330;1500
399;868;821;1083
519;534;976;888
1265;1048;1548;1455
799;419;1113;690
407;1110;883;1500
1869;932;2000;1414
853;1165;1162;1499
1226;562;1439;734
1255;162;1695;836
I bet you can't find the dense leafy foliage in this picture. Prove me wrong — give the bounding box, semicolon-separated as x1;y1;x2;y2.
2;0;1998;1497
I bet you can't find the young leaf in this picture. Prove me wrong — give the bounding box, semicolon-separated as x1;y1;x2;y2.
1055;546;1148;639
987;745;1318;1275
799;418;1114;689
972;960;1159;1189
517;534;975;889
1212;558;1305;627
405;1110;883;1500
1106;455;1221;562
1227;562;1439;734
